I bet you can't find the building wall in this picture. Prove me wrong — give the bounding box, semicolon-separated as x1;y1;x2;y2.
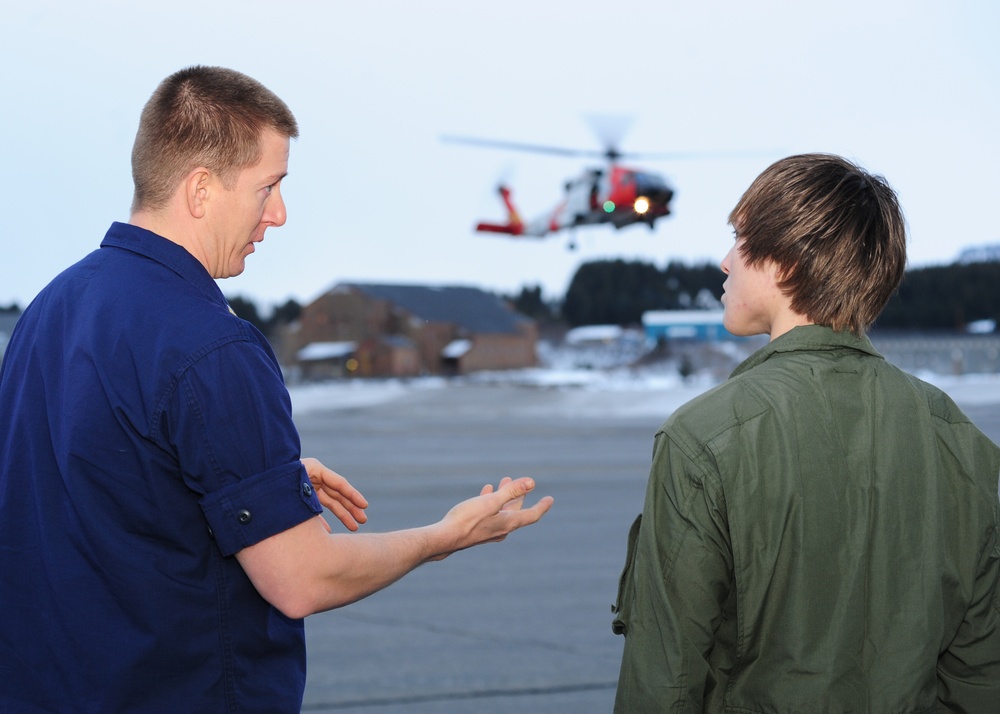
355;338;421;378
300;357;348;381
642;310;733;343
297;290;391;346
460;327;539;373
295;287;536;377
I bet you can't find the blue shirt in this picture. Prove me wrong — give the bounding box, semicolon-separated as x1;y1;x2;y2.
0;222;323;713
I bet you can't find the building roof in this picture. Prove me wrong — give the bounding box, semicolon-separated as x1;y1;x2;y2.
642;309;725;326
343;283;529;334
297;341;357;362
565;324;624;345
442;339;472;358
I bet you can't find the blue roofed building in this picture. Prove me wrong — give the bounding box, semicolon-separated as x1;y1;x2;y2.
641;310;735;342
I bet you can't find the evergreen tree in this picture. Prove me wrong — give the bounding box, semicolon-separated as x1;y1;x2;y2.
562;259;723;326
266;299;302;334
877;262;1000;330
509;285;553;321
227;295;265;332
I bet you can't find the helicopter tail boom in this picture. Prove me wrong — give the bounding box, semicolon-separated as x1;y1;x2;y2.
473;185;549;238
475;221;524;235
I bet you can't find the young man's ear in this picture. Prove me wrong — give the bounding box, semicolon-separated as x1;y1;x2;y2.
184;168;212;219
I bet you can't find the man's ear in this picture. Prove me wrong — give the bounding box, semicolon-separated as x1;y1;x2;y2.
184;168;212;219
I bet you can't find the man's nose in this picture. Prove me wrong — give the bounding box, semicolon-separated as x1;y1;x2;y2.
267;187;287;227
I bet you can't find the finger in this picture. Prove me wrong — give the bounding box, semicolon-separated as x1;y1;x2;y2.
495;476;521;511
304;459;369;510
318;487;369;516
318;514;332;534
501;494;555;531
320;495;367;531
496;477;535;511
480;483;494;497
314;473;369;510
478;492;553;544
530;495;555;517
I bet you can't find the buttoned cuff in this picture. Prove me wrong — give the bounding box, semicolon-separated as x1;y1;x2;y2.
200;462;322;556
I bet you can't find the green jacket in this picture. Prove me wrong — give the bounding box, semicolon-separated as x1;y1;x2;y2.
613;325;1000;713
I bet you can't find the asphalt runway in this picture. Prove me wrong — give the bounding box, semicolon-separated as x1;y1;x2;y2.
295;384;1000;713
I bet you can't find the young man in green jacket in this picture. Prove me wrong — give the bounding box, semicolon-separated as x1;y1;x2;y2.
613;153;1000;712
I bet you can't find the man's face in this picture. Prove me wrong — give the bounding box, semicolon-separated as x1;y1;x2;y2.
719;236;785;338
205;130;290;279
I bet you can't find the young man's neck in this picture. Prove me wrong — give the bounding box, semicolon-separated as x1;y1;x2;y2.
768;311;814;341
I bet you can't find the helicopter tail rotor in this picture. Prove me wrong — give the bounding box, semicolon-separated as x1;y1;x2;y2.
475;186;525;236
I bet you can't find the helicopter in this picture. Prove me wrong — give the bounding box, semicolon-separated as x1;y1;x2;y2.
443;119;681;249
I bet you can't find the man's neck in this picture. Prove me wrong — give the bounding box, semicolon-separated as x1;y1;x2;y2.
768;311;814;342
129;209;210;274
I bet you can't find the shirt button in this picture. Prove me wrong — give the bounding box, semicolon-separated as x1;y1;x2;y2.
302;482;313;497
237;509;252;525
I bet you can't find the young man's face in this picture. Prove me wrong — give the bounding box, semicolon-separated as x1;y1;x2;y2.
204;130;290;279
720;237;787;338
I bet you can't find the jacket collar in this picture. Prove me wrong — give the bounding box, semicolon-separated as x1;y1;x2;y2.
100;221;227;307
731;324;884;378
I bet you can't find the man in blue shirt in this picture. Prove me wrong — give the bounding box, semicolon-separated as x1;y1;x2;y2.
0;66;553;713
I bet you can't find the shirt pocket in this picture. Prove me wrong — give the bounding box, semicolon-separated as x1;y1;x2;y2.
611;513;642;636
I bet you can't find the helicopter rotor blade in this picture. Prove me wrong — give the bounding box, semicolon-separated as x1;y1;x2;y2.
441;135;606;160
616;148;784;161
443;134;783;164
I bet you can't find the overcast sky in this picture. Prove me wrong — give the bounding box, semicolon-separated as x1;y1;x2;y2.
2;1;998;311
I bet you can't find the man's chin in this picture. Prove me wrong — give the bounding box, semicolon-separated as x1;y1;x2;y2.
722;315;750;338
217;261;247;280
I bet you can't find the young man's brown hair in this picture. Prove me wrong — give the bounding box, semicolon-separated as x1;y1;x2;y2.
131;65;299;212
728;153;907;335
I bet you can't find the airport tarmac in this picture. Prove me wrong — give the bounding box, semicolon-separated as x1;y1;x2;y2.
295;383;1000;713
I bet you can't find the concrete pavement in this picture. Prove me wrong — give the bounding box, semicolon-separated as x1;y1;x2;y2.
295;383;1000;713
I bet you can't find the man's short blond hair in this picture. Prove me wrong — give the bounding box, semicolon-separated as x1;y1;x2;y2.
131;66;298;212
729;153;907;335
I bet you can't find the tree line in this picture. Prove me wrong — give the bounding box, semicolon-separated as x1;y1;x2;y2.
516;258;1000;331
8;259;986;336
225;297;302;338
223;258;1000;333
876;262;1000;331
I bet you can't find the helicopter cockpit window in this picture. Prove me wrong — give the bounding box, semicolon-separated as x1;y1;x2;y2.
635;172;669;194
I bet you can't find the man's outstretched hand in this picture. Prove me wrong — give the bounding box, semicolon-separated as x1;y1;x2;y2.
430;476;554;560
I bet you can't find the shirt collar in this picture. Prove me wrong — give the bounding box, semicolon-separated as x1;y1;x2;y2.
730;324;884;378
100;222;228;307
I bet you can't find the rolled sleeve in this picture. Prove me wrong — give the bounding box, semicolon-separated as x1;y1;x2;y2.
201;461;322;556
155;333;320;556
